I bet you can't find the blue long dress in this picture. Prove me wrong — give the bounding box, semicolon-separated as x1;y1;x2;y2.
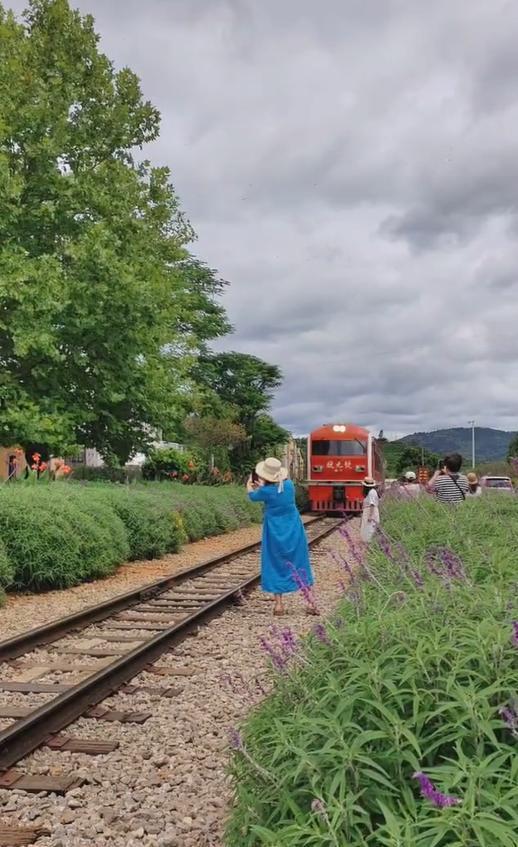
248;480;314;594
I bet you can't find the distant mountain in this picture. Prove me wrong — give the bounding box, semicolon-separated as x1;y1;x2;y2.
396;427;516;463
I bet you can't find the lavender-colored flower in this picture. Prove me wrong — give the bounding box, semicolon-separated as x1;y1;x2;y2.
338;525;364;566
499;705;518;732
394;541;411;567
438;547;466;581
280;626;299;656
311;798;328;820
330;549;355;584
376;528;394;561
512;621;518;648
259;636;287;672
288;561;319;613
424;546;466;587
410;569;425;589
413;772;461;808
228;727;243;750
313;623;331;646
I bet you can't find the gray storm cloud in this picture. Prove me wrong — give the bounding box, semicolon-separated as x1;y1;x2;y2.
8;0;518;435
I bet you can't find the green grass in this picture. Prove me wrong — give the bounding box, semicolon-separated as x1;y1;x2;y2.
226;495;518;846
0;483;261;592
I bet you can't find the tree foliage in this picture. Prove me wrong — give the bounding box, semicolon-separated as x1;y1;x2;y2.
184;416;247;452
507;433;518;460
191;352;288;471
394;444;441;477
0;0;229;462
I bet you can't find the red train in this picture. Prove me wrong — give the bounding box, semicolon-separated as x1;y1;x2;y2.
307;423;384;513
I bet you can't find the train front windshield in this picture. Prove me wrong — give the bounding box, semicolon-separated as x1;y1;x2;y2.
312;440;367;456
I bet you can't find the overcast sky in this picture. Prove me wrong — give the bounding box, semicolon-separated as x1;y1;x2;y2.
10;0;518;437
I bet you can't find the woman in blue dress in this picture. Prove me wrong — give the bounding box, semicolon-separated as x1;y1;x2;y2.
247;457;317;617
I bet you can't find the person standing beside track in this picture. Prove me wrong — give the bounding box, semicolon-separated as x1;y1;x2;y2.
360;476;380;543
246;457;317;617
399;471;422;498
427;453;469;504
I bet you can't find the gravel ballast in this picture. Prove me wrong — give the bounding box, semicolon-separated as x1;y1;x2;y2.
0;523;355;847
0;525;268;641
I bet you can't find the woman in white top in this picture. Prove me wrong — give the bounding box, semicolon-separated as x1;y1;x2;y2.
360;477;380;543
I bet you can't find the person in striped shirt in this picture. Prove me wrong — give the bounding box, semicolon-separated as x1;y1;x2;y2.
427;453;469;504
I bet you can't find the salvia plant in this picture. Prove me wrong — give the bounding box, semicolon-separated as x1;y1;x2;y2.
227;496;518;846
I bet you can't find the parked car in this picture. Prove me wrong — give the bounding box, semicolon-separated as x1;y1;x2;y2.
480;475;514;493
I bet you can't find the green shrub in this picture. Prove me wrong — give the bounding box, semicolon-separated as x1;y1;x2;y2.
142;447;195;482
295;483;310;513
227;496;518;846
90;487;183;560
0;537;14;590
0;486;127;591
0;483;261;593
72;465;142;483
64;487;130;563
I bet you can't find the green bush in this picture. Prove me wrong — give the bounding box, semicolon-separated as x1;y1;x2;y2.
294;483;310;513
0;537;14;591
88;487;183;560
142;447;196;482
227;496;518;846
0;483;261;592
0;487;128;591
72;464;142;483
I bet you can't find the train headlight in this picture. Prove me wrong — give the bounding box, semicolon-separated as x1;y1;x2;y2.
332;425;346;433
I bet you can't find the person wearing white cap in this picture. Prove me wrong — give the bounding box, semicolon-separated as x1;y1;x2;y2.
247;457;316;617
400;471;421;499
360;477;380;543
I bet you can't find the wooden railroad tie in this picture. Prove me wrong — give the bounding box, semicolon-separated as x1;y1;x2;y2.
44;734;119;755
0;769;84;794
0;825;50;846
85;705;151;723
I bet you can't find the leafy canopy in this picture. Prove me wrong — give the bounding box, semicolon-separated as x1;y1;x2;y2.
0;0;229;462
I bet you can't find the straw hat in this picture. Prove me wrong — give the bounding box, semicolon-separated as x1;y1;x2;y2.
404;471;417;481
363;476;377;488
255;457;288;484
467;472;478;483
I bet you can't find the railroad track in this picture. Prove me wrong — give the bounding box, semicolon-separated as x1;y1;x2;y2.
0;515;341;802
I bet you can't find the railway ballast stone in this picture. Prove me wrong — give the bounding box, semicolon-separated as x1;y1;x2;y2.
0;526;354;846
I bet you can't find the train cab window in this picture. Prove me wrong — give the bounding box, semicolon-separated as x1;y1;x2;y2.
312;440;367;456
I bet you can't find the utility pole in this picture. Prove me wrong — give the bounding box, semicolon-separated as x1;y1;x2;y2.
469;420;475;468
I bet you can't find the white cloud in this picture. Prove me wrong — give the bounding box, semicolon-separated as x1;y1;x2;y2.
8;0;518;435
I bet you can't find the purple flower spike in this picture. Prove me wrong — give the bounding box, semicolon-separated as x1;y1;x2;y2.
280;627;298;656
411;569;424;589
376;528;395;561
413;772;461;808
512;621;518;648
259;636;287;673
311;798;327;820
313;623;331;646
228;727;243;751
338;525;364;566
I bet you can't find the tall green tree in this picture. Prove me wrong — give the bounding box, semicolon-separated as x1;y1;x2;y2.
192;351;288;470
507;433;518;460
0;0;228;463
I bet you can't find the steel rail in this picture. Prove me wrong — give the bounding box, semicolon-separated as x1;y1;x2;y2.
0;517;323;662
0;517;341;771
